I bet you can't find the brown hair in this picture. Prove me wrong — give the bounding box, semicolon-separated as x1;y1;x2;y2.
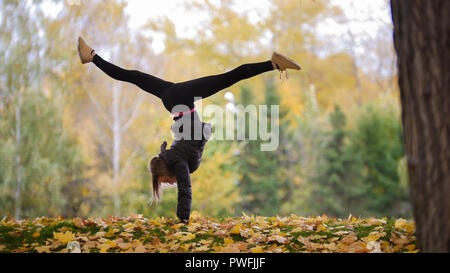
148;156;174;205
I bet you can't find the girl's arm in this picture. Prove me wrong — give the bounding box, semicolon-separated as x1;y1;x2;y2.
172;160;192;222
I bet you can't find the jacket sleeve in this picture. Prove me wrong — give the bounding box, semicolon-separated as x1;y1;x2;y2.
172;159;192;221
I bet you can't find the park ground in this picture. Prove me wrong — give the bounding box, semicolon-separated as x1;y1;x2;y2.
0;212;417;253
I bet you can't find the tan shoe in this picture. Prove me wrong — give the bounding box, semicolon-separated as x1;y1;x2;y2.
271;52;302;71
77;36;95;64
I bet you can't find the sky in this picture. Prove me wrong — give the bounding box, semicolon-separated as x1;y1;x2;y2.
124;0;392;53
42;0;392;54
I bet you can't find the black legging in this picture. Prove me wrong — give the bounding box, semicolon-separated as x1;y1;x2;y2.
93;54;275;113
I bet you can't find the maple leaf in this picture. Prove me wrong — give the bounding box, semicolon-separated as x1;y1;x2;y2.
268;235;288;244
362;232;385;243
35;246;51;253
341;233;357;244
315;224;326;232
150;237;161;245
117;242;132;250
105;228;120;237
224;237;234;245
134;245;147;253
97;243;112;253
53;231;75;244
251;246;264;253
180;243;192;252
230;223;243;235
390;233;410;246
342;242;369;253
367;241;382;253
195;245;210;252
174;232;195;242
394;219;415;233
72;218;85;228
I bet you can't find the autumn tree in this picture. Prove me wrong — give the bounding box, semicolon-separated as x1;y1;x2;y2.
0;0;85;218
391;0;450;252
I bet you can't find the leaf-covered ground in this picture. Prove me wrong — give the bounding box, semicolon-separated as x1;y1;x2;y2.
0;212;417;253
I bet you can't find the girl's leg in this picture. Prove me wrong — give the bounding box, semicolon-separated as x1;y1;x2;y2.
93;54;174;98
175;61;275;100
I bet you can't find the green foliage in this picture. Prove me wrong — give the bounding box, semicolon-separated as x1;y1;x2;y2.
307;102;409;218
0;92;86;218
347;103;409;217
309;105;361;217
238;78;291;216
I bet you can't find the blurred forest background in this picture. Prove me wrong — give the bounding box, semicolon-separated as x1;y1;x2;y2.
0;0;411;220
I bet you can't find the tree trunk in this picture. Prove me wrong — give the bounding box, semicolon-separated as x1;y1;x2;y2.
14;88;23;219
112;83;122;214
391;0;450;253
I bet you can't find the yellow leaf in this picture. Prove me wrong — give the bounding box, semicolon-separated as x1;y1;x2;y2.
35;245;51;253
175;232;195;242
32;232;40;238
122;223;136;231
148;219;162;226
170;223;183;230
187;223;201;232
105;228;120;237
230;223;242;235
362;234;382;242
251;247;264;253
405;244;416;251
180;244;191;252
394;219;415;233
195;245;210;252
53;231;75;244
315;224;326;232
224;237;234;245
97;243;111;253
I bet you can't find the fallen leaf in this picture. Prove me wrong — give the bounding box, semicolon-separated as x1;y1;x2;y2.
35;246;51;253
117;242;132;250
150;237;161;245
251;246;264;253
230;223;242;235
268;235;288;244
53;231;75;244
341;233;357;244
342;242;369;253
73;218;85;229
134;245;147;253
390;233;409;246
395;219;415;233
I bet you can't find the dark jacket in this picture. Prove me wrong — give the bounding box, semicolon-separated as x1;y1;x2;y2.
158;121;211;221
